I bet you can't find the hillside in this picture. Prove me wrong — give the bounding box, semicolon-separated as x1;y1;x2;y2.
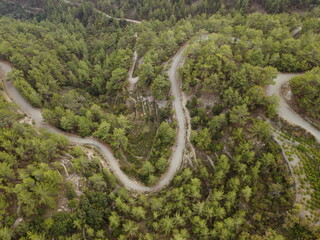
0;0;319;239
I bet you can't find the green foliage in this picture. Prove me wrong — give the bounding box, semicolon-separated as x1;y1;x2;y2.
0;95;18;127
87;0;319;22
151;75;170;100
10;70;42;107
136;121;175;184
79;192;111;230
1;2;320;240
14;163;63;216
192;128;211;151
294;141;320;211
156;121;175;147
0;227;12;240
0;95;71;228
93;121;111;141
230;104;250;125
48;212;75;238
111;128;128;149
106;67;128;94
290;67;320;119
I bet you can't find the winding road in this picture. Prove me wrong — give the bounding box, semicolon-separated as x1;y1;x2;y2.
2;54;320;193
1;5;318;193
0;44;188;192
267;73;320;142
0;0;189;193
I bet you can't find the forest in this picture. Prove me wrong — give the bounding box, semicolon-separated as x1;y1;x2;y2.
0;0;320;239
290;68;320;120
69;0;320;21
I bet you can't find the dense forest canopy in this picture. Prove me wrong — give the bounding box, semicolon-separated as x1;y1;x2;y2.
0;0;320;239
70;0;320;21
290;68;320;120
5;0;320;21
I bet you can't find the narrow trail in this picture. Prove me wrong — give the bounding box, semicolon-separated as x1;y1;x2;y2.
127;51;139;91
0;44;188;192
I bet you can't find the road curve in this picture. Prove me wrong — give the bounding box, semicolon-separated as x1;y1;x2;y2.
0;45;187;192
267;73;320;142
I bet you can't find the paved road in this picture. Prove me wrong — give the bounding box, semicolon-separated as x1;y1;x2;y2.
267;73;320;142
0;44;188;192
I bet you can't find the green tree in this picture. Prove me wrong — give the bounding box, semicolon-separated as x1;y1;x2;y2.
111;128;128;149
10;70;42;107
77;116;93;137
49;212;75;238
109;211;121;229
193;128;211;151
93;121;111;142
241;186;252;202
140;161;155;177
160;216;175;235
229;104;250;125
106;68;128;93
151;75;170;100
0;227;12;240
123;220;139;237
131;206;146;220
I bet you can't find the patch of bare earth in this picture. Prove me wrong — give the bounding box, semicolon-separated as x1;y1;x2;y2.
57;147;96;212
